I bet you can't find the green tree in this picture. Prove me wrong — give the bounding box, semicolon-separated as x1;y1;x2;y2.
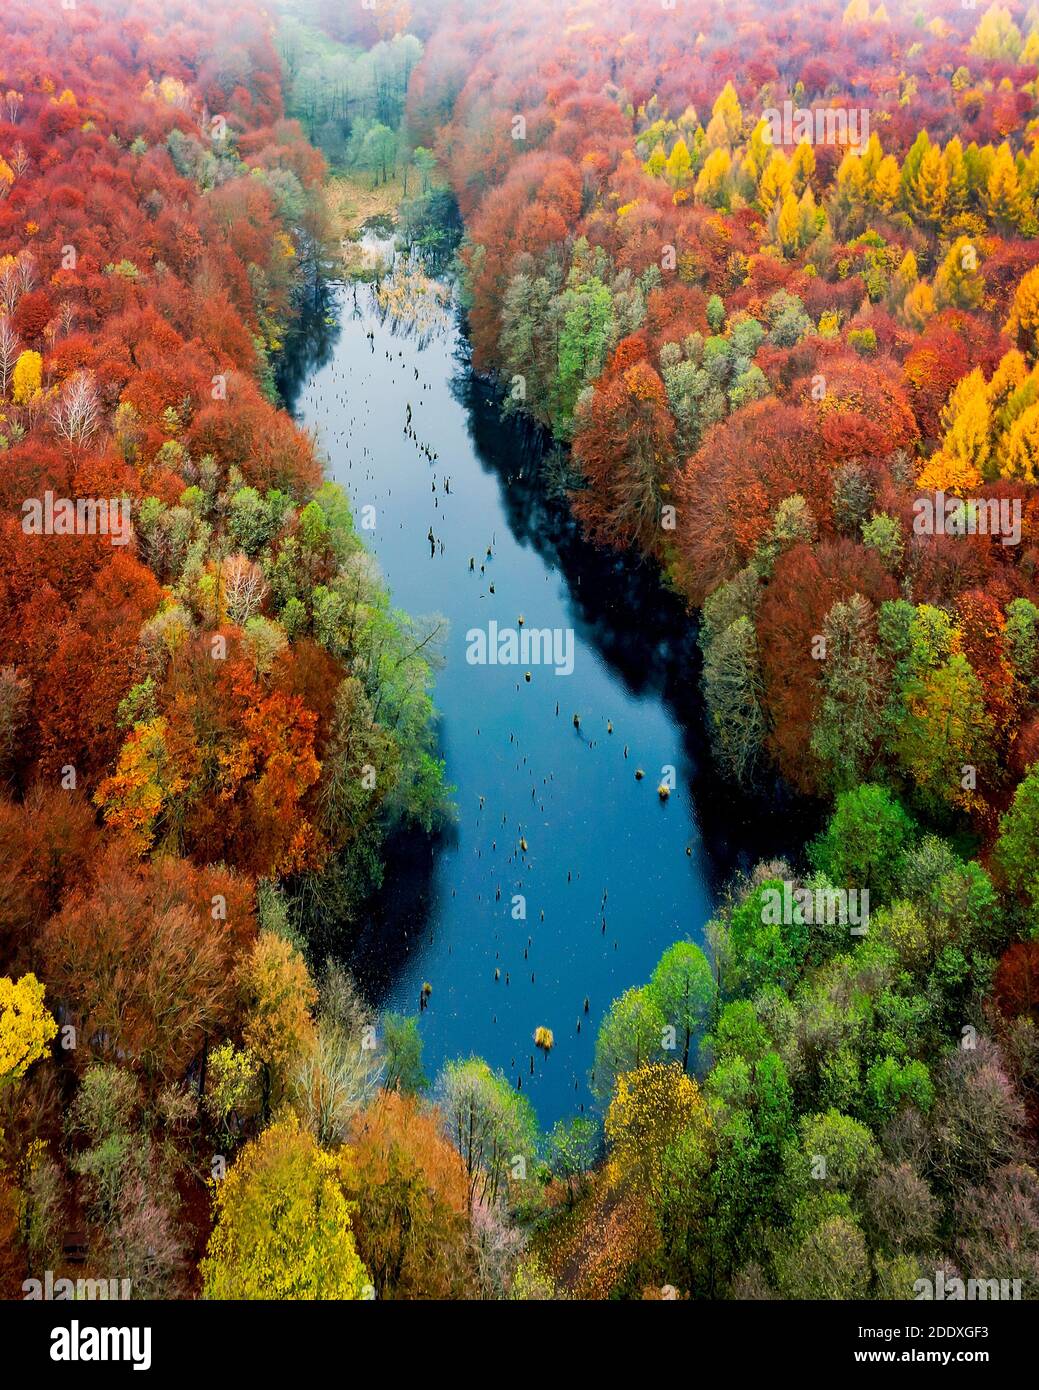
554;276;615;433
359;121;397;185
702;616;767;787
809;784;918;904
381;1013;428;1094
810;594;887;789
434;1057;537;1214
546;1115;600;1207
649;941;715;1070
996;763;1039;907
591;986;666;1104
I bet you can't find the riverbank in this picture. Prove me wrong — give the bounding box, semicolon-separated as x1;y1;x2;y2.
326;171;406;277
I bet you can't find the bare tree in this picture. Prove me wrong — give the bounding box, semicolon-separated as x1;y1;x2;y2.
221;553;268;626
50;369;101;445
0;315;19;398
15;250;36;297
10;142;30;179
0;262;19;316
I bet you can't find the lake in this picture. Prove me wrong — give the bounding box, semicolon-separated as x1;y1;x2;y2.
282;242;807;1127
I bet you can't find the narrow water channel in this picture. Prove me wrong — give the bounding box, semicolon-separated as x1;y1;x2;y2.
283;242;806;1126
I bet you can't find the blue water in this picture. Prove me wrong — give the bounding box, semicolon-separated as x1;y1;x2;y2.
287;251;801;1127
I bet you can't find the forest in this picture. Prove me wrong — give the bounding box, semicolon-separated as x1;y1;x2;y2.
2;0;1039;1311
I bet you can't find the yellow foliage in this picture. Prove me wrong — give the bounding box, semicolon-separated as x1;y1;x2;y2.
758;150;792;214
987;348;1030;411
836;149;867;207
94;717;188;855
934;235;984;310
12;349;41;404
201;1114;369;1300
998;400;1039;482
236;932;318;1083
708;81;742;147
776;191;801;256
695;146;731;206
0;974;57;1084
987;142;1024;227
916;448;983;494
912;145;949;224
872;154;901;213
923;368;991;489
790;140;816;194
969;3;1023;62
1005;265;1039;355
605;1061;710;1189
665;137;692;187
901;279;936;330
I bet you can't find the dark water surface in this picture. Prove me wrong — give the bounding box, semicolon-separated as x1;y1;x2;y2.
283;247;807;1127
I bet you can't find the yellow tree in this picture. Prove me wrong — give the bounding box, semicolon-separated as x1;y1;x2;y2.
890;248;919;309
987;142;1025;228
1005;266;1039;357
12;348;41;404
969;3;1023;61
901;279;936;330
872;154;901;213
943;137;968;213
747;119;772;175
835;148;867;222
790;141;816;195
0;974;57;1084
665;137;692;190
776;191;802;256
236;932;318;1108
758;149;793;214
934;236;984;310
201;1115;370;1299
695;147;731;207
986;348;1030;415
706;81;742;148
860;132;884;183
911;144;949;225
605;1061;711;1191
643;142;667;178
917;368;991;490
843;0;870;23
94;716;187;855
998;401;1039;482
